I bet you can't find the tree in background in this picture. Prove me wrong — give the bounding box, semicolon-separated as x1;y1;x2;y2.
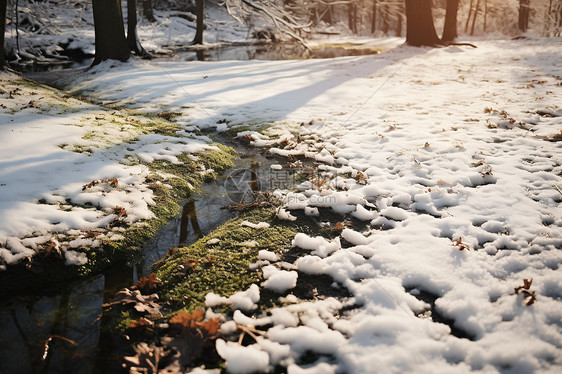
371;0;378;33
442;0;460;41
127;0;148;55
0;0;6;69
347;1;357;34
143;0;156;22
192;0;205;44
405;0;440;46
92;0;130;65
519;0;531;31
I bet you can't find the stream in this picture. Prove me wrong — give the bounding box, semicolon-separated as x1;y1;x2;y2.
22;41;388;76
1;41;387;373
0;137;294;373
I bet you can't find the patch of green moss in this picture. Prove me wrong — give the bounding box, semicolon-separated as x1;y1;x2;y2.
82;131;96;140
0;145;236;296
143;143;236;194
70;144;93;155
151;206;318;315
95;144;237;266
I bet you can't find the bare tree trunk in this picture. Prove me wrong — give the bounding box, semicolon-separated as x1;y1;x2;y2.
127;0;147;55
554;3;562;36
396;10;403;36
518;0;530;31
465;0;474;32
405;0;441;46
470;0;480;35
0;0;6;69
348;3;357;34
311;4;318;25
15;0;19;54
484;0;488;32
442;0;459;41
558;4;562;32
192;0;205;44
142;0;156;22
371;0;377;33
382;3;390;35
544;0;552;35
92;0;130;66
326;4;333;24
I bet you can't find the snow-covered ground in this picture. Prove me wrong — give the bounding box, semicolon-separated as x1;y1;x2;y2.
0;74;218;267
60;38;562;373
2;36;562;372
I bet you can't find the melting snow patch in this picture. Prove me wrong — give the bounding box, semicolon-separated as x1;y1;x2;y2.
277;207;297;221
261;265;298;293
258;250;280;262
205;284;260;312
292;233;340;258
240;221;271;229
215;339;269;374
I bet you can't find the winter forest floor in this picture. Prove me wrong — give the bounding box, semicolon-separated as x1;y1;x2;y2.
1;30;561;374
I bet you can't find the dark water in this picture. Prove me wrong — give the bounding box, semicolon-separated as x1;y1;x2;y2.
178;42;383;62
0;141;294;373
24;42;385;86
140;147;283;275
0;275;105;374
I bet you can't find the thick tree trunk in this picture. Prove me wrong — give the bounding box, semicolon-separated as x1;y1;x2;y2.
192;0;205;44
0;0;6;69
405;0;441;46
92;0;130;65
519;0;530;31
142;0;156;22
127;0;146;55
442;0;459;41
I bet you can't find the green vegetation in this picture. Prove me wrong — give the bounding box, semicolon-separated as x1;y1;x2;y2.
154;207;292;313
0;144;237;296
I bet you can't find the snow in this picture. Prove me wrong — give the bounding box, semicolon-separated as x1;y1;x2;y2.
276;207;297;221
261;265;298;293
258;250;279;262
287;362;337;374
2;33;562;373
0;72;216;266
292;233;340;258
205;284;260;312
240;220;270;229
215;339;270;374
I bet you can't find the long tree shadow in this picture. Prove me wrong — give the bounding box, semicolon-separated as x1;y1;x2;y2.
69;45;430;127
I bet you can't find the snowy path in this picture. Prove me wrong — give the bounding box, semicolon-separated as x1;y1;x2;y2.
4;38;562;372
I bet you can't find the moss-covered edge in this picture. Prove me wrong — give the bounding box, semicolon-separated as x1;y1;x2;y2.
0;144;237;296
104;206;324;336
